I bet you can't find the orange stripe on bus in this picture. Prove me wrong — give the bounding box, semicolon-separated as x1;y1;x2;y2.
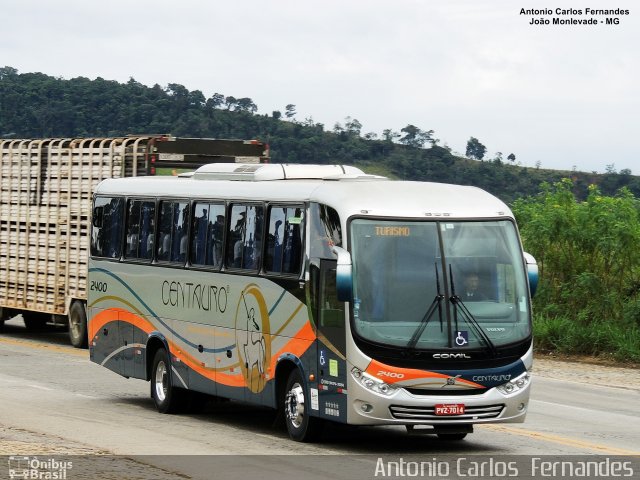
269;321;316;375
88;308;155;340
92;308;318;389
365;358;484;388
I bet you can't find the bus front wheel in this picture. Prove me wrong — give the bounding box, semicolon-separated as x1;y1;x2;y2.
283;369;322;442
151;348;187;414
68;301;88;349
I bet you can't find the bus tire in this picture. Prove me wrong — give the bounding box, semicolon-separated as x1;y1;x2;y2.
68;301;88;349
283;368;322;442
151;348;188;414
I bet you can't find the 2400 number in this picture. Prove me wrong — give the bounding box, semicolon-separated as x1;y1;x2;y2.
90;281;108;293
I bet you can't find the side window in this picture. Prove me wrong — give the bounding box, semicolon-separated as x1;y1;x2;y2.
124;199;155;261
226;204;264;270
157;200;189;263
191;202;225;268
91;197;124;258
309;203;342;258
265;206;304;275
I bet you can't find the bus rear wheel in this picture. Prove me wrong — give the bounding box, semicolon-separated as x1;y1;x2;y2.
68;301;88;348
151;348;188;414
283;369;322;442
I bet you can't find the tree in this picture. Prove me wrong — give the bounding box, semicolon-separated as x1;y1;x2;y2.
206;93;224;109
344;117;362;136
508;153;516;163
235;97;258;113
382;129;400;142
466;137;487;160
224;96;237;110
399;124;434;148
285;104;296;119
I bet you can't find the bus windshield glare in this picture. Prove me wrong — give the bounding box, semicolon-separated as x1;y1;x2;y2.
350;219;531;350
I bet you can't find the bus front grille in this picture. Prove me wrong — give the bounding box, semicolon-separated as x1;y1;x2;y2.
389;404;504;421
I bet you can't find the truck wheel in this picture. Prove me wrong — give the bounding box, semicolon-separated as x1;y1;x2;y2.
151;348;188;414
283;369;322;442
22;312;50;331
68;302;88;348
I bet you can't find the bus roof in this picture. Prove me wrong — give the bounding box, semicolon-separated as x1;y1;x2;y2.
94;164;513;220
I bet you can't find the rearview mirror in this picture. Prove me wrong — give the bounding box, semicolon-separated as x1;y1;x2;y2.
524;252;538;298
332;246;353;302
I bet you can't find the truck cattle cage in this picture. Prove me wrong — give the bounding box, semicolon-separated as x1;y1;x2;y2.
0;135;268;347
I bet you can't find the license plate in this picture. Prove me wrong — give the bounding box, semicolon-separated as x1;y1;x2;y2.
435;403;465;416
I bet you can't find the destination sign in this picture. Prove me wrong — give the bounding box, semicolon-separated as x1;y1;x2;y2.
375;226;411;237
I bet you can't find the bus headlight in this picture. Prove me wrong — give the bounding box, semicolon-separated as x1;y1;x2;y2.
351;367;398;397
496;372;530;396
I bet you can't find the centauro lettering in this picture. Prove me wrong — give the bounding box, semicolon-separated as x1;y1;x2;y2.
161;280;228;312
472;374;512;382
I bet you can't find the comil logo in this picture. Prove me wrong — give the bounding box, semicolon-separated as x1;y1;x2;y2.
433;353;472;359
8;456;73;479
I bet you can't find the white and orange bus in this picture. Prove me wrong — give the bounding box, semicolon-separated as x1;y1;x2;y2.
88;163;538;442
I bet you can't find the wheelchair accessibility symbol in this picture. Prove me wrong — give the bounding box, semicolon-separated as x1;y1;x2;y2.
455;331;469;346
319;350;326;366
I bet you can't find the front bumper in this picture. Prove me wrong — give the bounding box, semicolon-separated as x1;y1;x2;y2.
347;377;530;426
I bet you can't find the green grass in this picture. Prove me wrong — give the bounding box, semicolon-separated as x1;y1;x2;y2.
533;314;640;363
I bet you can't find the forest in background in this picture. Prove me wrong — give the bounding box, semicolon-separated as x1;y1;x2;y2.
1;67;639;361
1;66;639;204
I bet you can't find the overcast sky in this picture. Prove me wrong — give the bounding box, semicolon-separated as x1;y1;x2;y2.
2;0;637;173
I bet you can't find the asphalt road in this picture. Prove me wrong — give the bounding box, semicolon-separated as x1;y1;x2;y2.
1;316;639;479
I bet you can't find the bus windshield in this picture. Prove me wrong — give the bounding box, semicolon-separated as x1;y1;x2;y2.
350;219;531;350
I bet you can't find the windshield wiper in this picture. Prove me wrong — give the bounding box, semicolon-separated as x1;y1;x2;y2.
407;263;444;350
449;265;497;357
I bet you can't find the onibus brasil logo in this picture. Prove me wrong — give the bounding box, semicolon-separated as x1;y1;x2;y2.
8;456;72;479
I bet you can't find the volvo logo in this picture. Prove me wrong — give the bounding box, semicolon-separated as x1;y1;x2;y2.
433;353;472;359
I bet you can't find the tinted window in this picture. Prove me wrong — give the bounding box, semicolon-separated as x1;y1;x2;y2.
226;204;264;270
91;197;124;258
265;206;304;274
124;199;156;261
191;202;225;268
157;200;189;263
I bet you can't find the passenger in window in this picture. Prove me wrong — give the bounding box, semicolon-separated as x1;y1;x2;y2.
127;227;139;257
211;214;224;266
194;208;209;264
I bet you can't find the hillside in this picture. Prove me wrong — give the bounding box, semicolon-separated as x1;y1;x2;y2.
1;66;638;203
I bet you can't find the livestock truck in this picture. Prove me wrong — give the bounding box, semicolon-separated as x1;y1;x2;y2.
0;135;268;346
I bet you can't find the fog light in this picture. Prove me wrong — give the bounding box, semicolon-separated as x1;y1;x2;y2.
361;403;373;413
518;403;526;411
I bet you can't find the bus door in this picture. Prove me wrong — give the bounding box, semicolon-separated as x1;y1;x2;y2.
315;259;348;422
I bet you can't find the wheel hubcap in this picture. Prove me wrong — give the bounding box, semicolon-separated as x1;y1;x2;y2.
70;313;80;337
285;382;305;428
154;360;168;402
